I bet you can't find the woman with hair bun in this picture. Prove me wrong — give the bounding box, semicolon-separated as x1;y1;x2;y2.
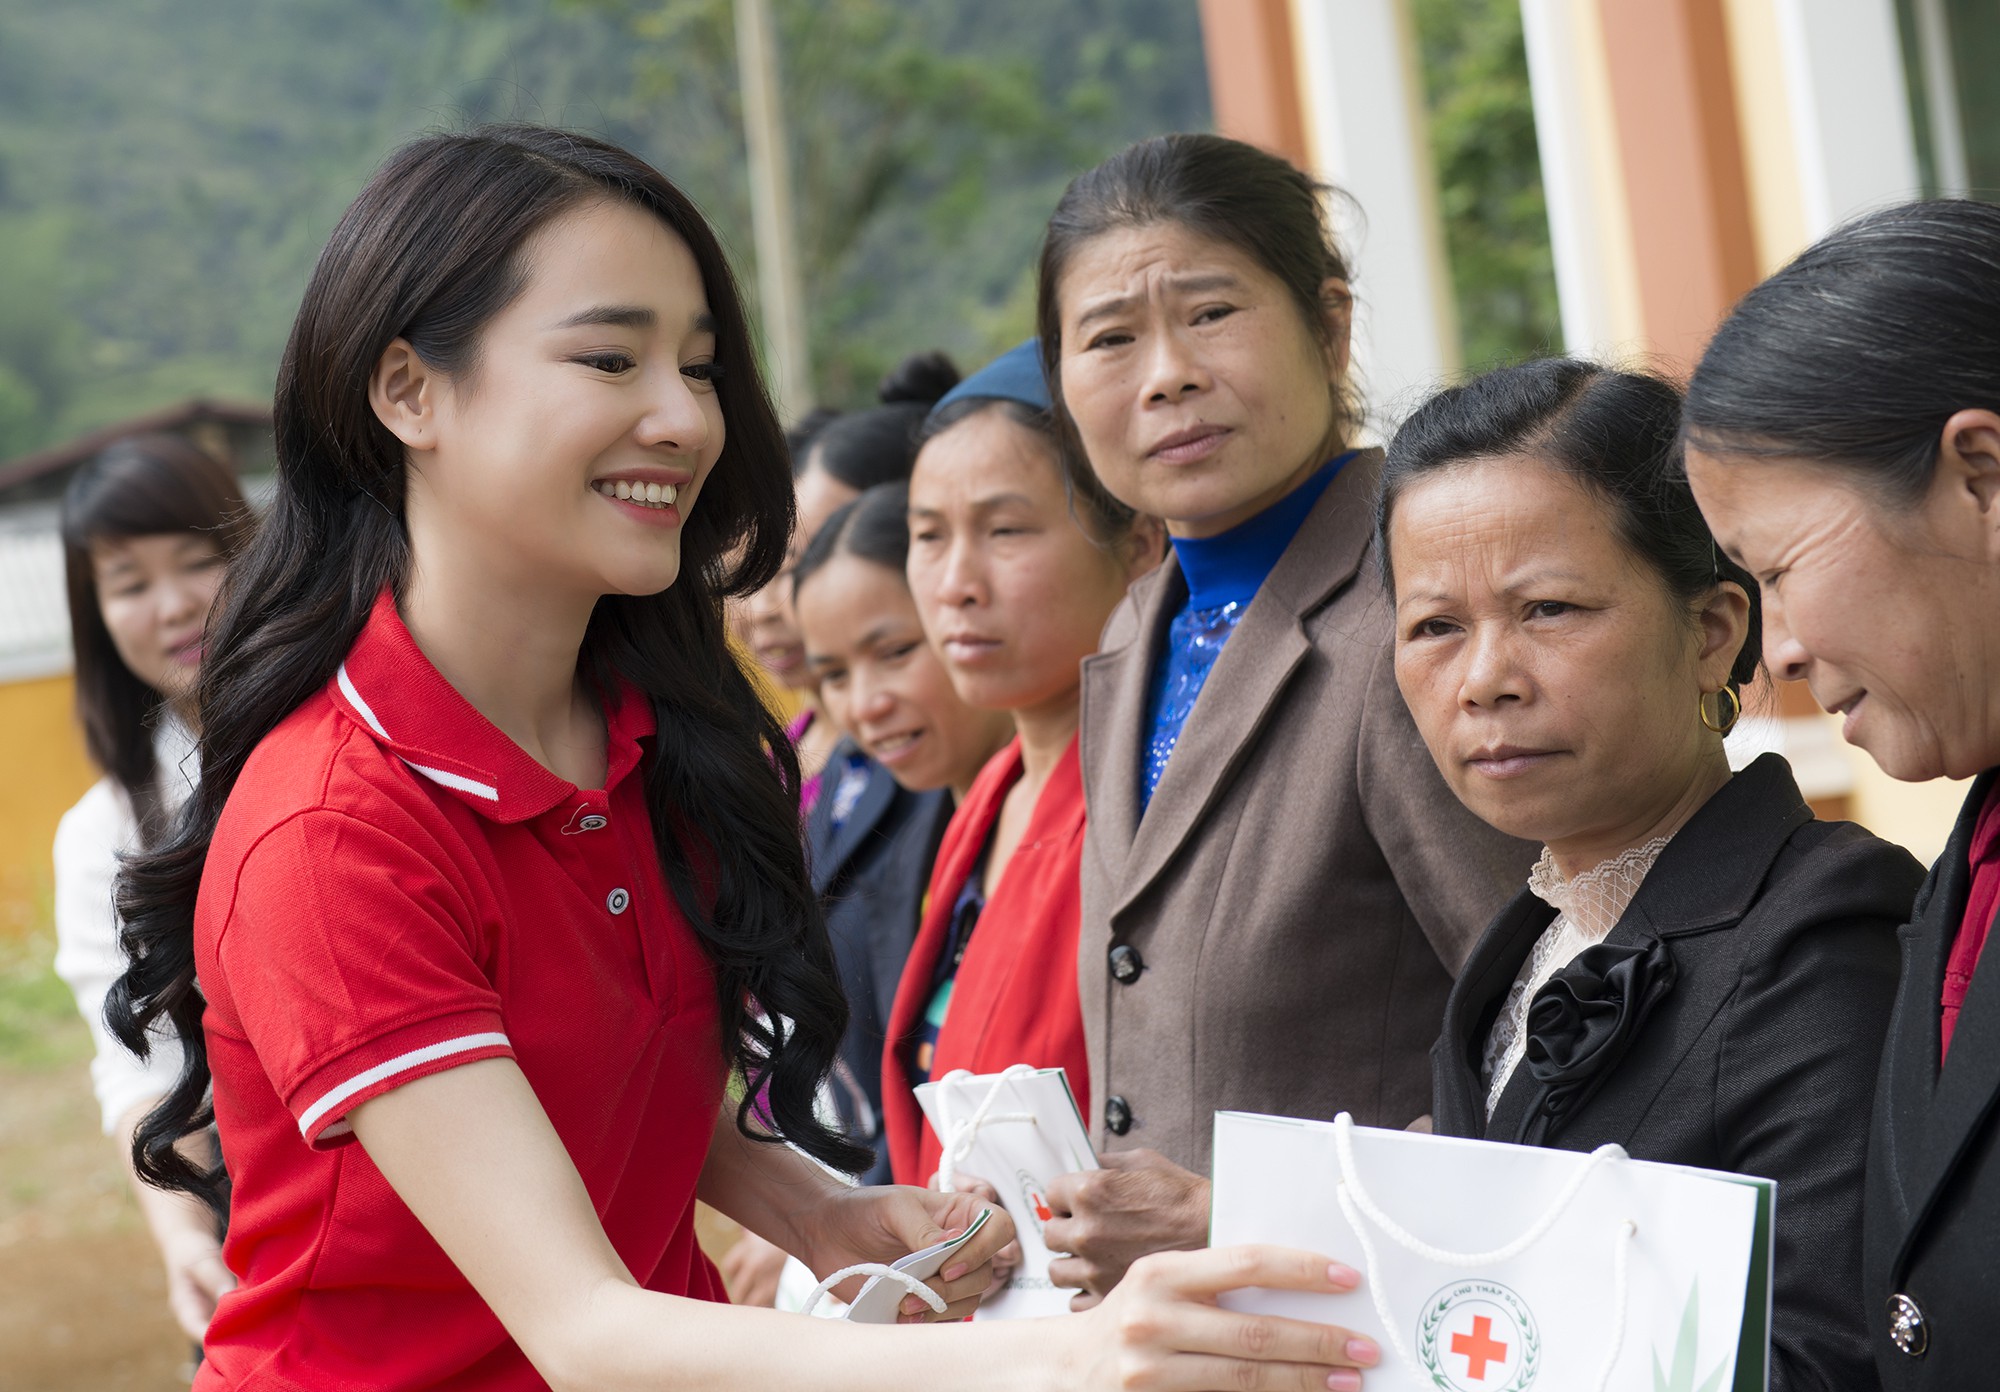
1383;357;1922;1391
1682;197;2000;1389
741;352;961;812
54;431;255;1344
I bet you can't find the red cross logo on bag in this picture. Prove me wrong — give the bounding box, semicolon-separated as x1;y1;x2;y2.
1420;1281;1540;1390
1451;1316;1509;1380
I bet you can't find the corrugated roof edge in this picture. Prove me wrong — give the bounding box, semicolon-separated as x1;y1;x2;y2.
0;398;272;494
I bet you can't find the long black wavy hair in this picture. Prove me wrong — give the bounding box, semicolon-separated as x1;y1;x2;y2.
109;125;867;1205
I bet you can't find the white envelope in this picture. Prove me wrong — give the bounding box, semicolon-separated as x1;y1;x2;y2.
1210;1111;1774;1392
914;1065;1097;1320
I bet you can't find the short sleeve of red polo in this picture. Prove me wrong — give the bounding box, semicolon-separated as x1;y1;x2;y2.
215;808;514;1148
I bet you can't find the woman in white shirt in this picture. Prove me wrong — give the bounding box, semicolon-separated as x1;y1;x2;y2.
52;431;254;1343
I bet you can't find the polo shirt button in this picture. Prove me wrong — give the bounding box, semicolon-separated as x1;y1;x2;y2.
579;814;608;831
606;888;630;915
1887;1293;1928;1358
1105;1095;1132;1136
1109;944;1144;985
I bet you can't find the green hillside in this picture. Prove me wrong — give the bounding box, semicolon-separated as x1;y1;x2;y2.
0;0;1555;458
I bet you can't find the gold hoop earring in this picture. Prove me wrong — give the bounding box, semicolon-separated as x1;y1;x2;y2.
1699;686;1742;736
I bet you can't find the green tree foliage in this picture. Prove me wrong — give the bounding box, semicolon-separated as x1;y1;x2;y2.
0;0;1563;454
541;0;1209;404
1414;0;1561;371
0;0;1207;453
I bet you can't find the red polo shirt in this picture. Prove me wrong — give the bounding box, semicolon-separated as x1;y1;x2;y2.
881;735;1092;1187
194;590;726;1391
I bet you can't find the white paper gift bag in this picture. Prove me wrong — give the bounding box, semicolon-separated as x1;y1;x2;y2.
1210;1112;1775;1392
913;1064;1096;1320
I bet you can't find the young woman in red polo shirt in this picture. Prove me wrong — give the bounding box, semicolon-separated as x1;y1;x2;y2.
106;126;1381;1391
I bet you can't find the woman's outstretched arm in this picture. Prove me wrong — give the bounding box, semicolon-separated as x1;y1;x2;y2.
352;1057;1379;1392
695;1102;1000;1319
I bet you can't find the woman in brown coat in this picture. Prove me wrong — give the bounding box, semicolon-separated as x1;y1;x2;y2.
1036;133;1535;1305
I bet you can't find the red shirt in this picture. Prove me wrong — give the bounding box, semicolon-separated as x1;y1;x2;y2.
194;590;726;1391
1943;779;2000;1060
881;736;1091;1186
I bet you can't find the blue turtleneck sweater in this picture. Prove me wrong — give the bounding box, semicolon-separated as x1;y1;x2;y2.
1140;453;1354;807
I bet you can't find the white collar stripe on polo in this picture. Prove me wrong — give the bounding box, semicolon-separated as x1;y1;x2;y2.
336;663;389;738
336;662;502;804
296;1031;511;1139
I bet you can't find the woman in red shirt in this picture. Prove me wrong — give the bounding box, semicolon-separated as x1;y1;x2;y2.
104;126;1382;1391
884;343;1162;1188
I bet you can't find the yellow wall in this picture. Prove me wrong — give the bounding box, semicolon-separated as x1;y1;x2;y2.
0;674;95;939
1850;747;1973;869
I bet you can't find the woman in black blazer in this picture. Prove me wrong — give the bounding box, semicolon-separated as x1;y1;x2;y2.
1683;199;2000;1389
1382;359;1924;1391
806;746;955;1185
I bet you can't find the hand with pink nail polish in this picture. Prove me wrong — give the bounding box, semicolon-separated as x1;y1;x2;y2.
1061;1244;1381;1391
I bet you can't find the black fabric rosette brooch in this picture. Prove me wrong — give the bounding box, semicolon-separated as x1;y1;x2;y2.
1512;939;1677;1146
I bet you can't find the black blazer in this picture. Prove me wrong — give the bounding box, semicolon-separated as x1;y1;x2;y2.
804;742;953;1187
1864;772;2000;1387
1435;754;1923;1392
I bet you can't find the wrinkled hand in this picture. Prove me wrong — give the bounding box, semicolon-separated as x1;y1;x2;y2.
718;1230;788;1308
159;1226;234;1343
800;1184;1016;1322
1043;1148;1209;1310
932;1170;1020;1298
1068;1246;1380;1392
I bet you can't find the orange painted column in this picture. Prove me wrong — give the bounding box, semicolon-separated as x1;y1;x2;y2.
1196;0;1312;172
1596;0;1760;374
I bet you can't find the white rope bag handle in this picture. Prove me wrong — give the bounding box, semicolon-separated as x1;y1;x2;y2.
1331;1114;1639;1392
799;1264;948;1320
933;1064;1043;1193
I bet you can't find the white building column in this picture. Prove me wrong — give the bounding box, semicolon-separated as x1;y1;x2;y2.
1516;0;1644;361
1771;0;1923;239
1288;0;1460;427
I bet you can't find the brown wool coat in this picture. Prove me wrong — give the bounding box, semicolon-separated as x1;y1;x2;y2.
1076;449;1538;1173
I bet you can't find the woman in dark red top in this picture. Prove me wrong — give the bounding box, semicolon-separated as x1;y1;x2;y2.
885;343;1162;1188
105;126;1386;1392
1683;198;2000;1390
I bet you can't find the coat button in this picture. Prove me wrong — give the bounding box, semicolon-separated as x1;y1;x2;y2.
1105;1095;1133;1136
1109;944;1144;985
606;888;630;915
1887;1293;1928;1358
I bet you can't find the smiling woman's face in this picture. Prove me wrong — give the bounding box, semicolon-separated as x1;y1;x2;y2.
1389;455;1742;857
384;198;726;608
1686;443;2000;781
92;531;226;703
794;552;1011;794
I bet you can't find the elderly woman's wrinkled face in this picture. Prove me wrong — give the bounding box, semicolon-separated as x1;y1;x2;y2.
1687;441;2000;782
1390;455;1743;855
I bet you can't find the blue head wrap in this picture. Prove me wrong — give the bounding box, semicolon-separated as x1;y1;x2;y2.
929;339;1049;417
